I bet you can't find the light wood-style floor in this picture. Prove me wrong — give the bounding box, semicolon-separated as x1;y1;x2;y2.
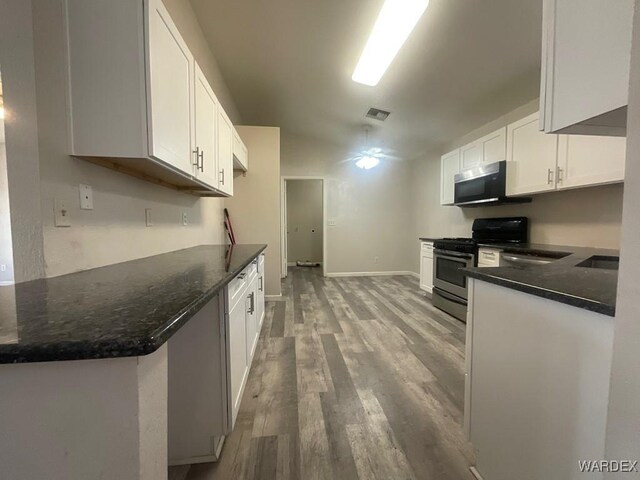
170;267;475;480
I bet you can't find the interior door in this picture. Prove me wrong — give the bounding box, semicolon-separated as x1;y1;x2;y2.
148;0;193;174
506;112;559;195
193;64;218;187
217;109;233;196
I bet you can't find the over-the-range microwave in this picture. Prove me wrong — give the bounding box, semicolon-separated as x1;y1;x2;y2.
454;160;531;207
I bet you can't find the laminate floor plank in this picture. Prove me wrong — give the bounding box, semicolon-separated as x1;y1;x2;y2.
183;267;474;480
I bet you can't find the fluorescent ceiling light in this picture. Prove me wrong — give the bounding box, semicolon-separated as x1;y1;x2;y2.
352;0;429;86
355;155;380;170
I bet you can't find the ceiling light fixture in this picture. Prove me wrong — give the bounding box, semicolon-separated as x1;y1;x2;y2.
352;0;429;86
355;155;380;170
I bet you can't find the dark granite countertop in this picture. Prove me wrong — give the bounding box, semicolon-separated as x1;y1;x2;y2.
464;243;619;316
419;237;437;242
0;244;266;364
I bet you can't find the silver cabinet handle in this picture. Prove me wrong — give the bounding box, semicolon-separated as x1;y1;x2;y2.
192;146;200;169
259;277;263;292
247;292;255;314
238;272;247;280
547;168;554;185
219;168;225;185
556;166;563;183
198;150;204;172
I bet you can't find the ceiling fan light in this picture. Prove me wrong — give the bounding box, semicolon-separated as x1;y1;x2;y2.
355;155;380;170
352;0;430;86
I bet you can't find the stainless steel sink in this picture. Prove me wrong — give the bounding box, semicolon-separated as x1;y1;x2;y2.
576;255;619;271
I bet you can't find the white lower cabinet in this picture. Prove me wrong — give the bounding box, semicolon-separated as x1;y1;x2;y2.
257;254;266;327
419;242;434;293
167;255;266;466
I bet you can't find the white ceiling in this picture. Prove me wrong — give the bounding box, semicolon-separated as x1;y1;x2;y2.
190;0;542;159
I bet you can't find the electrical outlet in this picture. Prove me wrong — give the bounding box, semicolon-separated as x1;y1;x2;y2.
145;208;153;227
0;264;6;272
182;212;188;226
79;184;93;210
374;256;380;264
328;219;337;227
54;199;71;227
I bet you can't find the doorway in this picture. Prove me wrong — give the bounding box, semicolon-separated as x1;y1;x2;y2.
281;177;326;278
0;67;14;285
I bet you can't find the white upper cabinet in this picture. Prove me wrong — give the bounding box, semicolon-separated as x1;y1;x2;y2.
506;112;559;196
217;108;234;196
148;0;194;174
193;63;218;188
233;130;249;171
539;0;633;135
65;0;239;196
556;135;626;190
506;111;626;196
460;128;506;171
441;149;461;205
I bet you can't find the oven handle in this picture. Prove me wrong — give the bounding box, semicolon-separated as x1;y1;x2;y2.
434;287;468;306
434;249;474;260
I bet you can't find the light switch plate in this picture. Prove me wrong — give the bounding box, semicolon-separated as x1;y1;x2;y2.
145;208;153;227
79;184;93;210
54;199;71;227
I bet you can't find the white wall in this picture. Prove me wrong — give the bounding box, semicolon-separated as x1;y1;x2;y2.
28;0;235;277
604;0;640;469
0;0;46;283
281;132;414;275
286;179;323;263
410;100;624;272
226;126;281;296
0;141;14;284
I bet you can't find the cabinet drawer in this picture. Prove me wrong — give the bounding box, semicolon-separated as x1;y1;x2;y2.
478;248;501;266
421;242;434;258
228;267;250;311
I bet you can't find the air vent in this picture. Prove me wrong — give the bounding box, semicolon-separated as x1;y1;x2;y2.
365;107;391;121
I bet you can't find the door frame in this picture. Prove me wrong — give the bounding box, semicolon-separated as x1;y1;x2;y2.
280;176;327;278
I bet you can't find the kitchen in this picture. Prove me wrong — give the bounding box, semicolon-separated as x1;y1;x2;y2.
0;0;639;479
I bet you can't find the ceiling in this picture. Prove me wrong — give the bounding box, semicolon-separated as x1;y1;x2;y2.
191;0;542;160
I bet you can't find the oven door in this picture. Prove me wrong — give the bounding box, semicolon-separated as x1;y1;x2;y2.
433;250;474;299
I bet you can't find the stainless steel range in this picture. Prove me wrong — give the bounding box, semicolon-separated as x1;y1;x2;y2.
432;217;528;322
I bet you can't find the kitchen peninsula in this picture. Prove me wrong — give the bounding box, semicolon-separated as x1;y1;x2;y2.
0;244;266;480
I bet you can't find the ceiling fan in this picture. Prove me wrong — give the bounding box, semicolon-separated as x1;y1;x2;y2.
342;127;400;169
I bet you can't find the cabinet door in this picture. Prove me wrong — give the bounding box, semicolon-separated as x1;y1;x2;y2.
556;135;626;189
193;64;218;188
481;128;506;164
419;245;433;294
228;298;248;427
440;149;461;205
148;0;193;174
506;112;559;195
217;109;234;196
540;0;633;134
460;142;482;171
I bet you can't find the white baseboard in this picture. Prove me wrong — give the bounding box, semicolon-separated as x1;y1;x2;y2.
407;271;420;278
288;262;323;266
325;271;417;278
265;294;283;301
